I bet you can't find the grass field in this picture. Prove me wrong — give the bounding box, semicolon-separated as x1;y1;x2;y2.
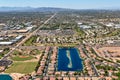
23;36;37;46
11;56;34;61
5;62;38;74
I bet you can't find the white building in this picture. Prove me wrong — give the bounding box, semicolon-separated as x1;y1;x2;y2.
80;25;91;29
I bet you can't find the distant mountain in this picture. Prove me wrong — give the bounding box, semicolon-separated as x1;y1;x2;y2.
104;7;120;10
0;7;72;12
29;7;72;12
0;7;120;12
91;6;120;10
0;7;33;12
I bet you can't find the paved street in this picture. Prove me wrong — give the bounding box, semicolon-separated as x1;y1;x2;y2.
0;13;57;60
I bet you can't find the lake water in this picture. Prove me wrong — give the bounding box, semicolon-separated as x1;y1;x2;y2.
0;75;12;80
58;47;83;71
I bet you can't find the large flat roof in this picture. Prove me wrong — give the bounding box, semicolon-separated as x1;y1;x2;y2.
0;42;13;45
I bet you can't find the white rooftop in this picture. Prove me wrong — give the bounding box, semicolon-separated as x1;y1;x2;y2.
0;42;13;45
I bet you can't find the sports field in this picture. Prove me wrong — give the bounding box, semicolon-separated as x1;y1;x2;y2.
5;62;38;74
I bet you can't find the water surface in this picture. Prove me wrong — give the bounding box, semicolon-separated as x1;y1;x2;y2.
0;75;12;80
58;48;83;71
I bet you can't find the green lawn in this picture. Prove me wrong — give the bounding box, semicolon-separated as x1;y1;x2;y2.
12;50;21;55
5;62;38;74
74;27;85;37
11;56;34;61
23;36;37;46
0;48;10;59
104;29;120;37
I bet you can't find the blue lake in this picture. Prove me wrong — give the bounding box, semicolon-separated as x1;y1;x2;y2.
58;48;83;71
0;75;12;80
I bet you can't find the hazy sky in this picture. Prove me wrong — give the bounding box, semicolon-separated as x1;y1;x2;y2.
0;0;120;9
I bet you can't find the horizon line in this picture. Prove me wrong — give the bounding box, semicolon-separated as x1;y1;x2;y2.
0;6;120;10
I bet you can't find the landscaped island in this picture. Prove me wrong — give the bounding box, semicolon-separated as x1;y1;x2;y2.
66;50;72;68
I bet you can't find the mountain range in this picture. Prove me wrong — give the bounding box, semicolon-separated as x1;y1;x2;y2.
0;7;73;12
0;7;120;12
